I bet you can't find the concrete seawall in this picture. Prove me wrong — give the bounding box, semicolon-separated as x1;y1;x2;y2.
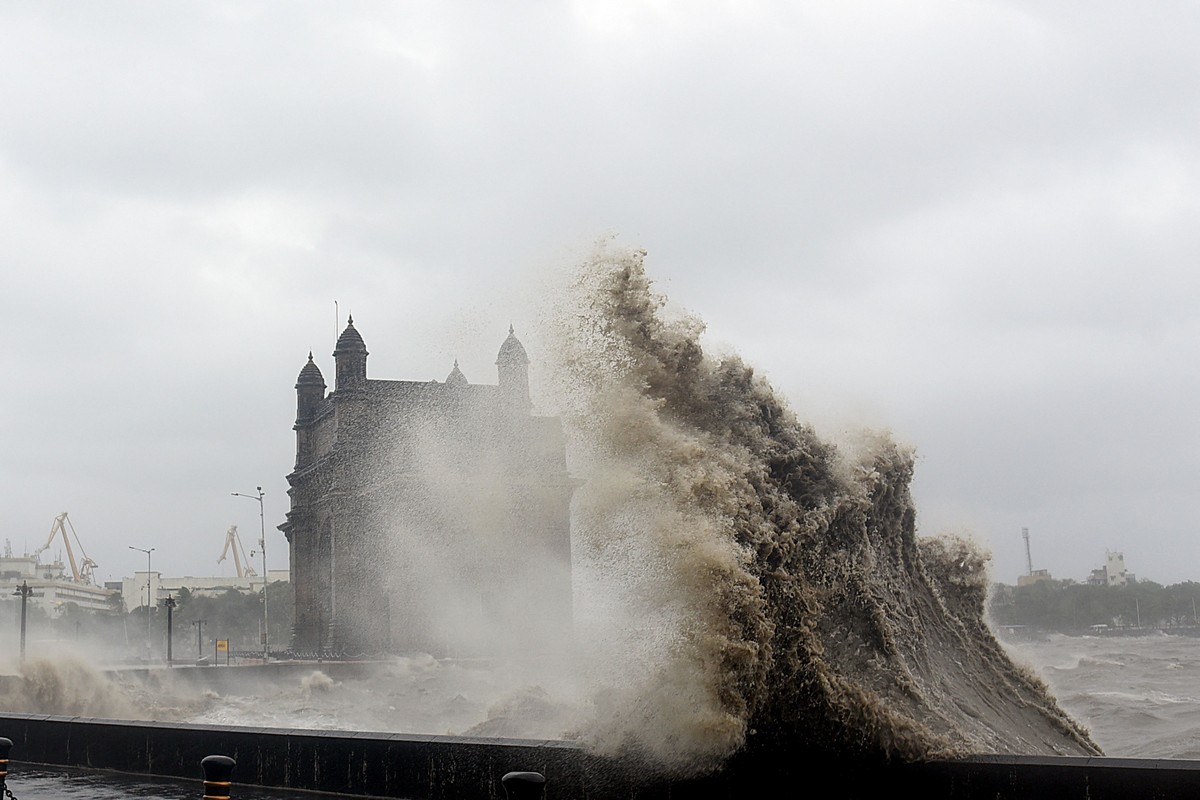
0;713;650;799
2;712;1199;798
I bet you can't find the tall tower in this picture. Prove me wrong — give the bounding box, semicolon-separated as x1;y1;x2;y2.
333;316;368;391
495;325;531;410
1022;527;1033;576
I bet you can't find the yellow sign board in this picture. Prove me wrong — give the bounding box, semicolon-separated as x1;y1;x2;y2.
215;639;229;652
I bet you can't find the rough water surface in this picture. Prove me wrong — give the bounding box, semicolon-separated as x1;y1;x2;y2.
1007;633;1200;759
550;246;1099;773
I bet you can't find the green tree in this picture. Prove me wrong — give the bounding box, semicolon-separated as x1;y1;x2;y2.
991;578;1200;633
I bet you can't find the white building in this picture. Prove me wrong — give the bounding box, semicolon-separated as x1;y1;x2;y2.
0;555;115;613
1105;551;1128;587
120;569;290;612
1086;551;1130;586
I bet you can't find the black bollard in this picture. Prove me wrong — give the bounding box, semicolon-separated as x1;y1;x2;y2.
201;755;236;799
0;737;12;795
501;771;546;800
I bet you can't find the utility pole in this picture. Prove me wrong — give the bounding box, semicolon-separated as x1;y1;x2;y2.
128;546;154;662
1022;527;1033;576
232;487;269;662
193;619;206;662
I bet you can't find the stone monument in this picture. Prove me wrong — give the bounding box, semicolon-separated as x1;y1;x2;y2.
282;319;574;656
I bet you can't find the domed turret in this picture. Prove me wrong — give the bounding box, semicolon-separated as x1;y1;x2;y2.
496;325;531;411
334;316;366;353
496;325;529;367
445;359;469;388
295;352;326;420
333;315;368;391
297;352;325;386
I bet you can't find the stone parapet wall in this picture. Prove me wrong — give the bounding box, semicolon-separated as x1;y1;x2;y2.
1;713;1198;799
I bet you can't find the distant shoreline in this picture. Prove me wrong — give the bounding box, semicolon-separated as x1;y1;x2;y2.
996;624;1200;640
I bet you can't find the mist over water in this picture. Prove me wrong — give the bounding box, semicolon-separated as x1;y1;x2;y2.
0;654;143;719
0;245;1099;778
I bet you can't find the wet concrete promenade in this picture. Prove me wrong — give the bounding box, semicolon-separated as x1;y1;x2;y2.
5;763;292;800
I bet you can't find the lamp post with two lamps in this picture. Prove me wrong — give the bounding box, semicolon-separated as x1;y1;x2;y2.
128;545;154;662
231;487;269;662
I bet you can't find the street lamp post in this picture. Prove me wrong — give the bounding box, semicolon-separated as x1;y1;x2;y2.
232;487;269;662
164;594;177;666
128;546;154;662
13;581;32;662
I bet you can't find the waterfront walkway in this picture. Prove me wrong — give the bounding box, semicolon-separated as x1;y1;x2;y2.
4;764;291;800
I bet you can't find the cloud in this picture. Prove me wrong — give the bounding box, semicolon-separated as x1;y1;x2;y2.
0;0;1197;588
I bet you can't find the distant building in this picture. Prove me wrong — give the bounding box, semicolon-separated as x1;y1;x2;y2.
281;319;574;656
0;555;114;613
1085;551;1129;587
119;569;290;612
1018;568;1055;587
1105;551;1128;586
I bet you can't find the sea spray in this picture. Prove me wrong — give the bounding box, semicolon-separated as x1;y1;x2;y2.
300;669;335;699
0;654;244;723
549;244;1098;775
0;656;142;718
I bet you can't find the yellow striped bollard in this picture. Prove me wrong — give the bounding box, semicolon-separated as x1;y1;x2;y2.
201;755;236;799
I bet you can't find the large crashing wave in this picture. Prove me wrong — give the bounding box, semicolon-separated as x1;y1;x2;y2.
551;245;1098;775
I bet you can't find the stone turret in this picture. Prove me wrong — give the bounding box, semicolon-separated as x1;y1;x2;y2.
295;352;326;421
333;316;368;391
445;360;469;388
496;325;531;410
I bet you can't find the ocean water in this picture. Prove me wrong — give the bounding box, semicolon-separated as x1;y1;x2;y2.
1003;632;1200;759
3;636;1194;800
166;635;1200;762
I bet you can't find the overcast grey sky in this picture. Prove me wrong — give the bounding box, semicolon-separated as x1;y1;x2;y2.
1;1;1197;587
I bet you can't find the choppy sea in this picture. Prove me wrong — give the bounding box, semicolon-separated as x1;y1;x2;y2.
7;635;1200;797
1003;632;1200;758
172;637;1200;760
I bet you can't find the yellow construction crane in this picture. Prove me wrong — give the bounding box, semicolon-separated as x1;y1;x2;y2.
34;512;99;585
217;525;258;579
